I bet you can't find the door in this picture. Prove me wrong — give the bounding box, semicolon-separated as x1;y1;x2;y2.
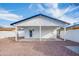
29;30;33;37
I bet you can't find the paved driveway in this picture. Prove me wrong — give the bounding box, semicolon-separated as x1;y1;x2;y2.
0;38;79;56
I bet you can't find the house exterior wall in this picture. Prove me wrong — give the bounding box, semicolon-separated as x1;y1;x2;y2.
60;31;65;39
41;26;58;38
15;16;66;27
24;26;40;38
23;26;58;39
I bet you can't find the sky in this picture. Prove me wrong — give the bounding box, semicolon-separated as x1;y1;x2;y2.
0;3;79;26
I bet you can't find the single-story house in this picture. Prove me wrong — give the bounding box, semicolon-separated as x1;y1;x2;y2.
11;13;69;41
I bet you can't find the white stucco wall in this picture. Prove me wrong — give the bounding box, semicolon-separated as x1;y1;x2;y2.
60;31;65;39
41;26;58;38
0;31;24;39
18;31;25;37
24;26;40;38
60;30;79;43
23;26;58;39
0;31;16;39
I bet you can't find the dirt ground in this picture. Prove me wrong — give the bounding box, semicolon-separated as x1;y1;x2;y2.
0;37;79;56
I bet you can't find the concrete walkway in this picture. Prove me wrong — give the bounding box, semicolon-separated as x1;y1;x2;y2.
0;37;78;56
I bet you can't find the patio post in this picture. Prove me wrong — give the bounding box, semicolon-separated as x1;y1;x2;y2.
40;26;41;41
57;27;61;38
64;28;66;41
15;26;18;41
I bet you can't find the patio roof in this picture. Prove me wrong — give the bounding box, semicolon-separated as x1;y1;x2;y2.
64;22;79;28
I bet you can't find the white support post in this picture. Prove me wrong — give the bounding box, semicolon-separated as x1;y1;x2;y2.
40;26;41;41
64;28;66;32
56;27;61;38
15;26;18;41
64;28;66;41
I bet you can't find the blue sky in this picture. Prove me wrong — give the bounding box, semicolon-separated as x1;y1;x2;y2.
0;3;79;26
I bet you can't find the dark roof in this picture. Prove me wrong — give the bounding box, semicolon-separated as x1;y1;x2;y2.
11;13;70;25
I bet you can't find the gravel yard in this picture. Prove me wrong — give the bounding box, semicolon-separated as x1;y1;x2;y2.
0;37;78;56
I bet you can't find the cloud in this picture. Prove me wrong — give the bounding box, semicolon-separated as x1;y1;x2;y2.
52;3;58;9
28;4;45;13
59;15;79;23
44;3;71;18
67;5;79;13
0;8;23;21
43;3;79;23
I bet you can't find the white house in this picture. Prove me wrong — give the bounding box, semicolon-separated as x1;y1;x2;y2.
11;14;69;41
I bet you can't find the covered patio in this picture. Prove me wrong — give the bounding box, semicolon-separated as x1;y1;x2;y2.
15;26;61;41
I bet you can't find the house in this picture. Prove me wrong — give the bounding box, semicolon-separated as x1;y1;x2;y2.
11;14;69;41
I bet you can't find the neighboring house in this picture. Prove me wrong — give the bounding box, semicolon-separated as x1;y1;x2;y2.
11;14;69;41
60;22;79;43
